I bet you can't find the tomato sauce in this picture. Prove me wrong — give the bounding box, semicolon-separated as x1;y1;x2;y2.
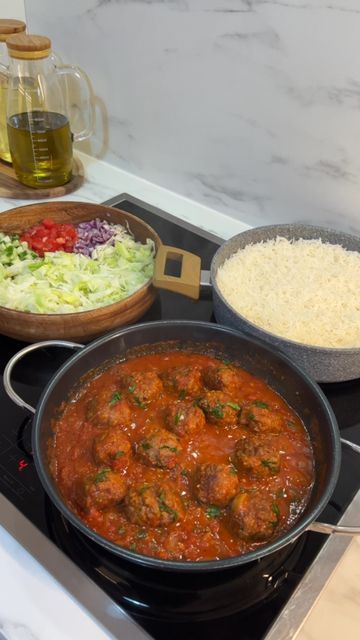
48;352;315;561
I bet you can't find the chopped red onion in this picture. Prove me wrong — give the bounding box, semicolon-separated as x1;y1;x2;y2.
74;218;116;255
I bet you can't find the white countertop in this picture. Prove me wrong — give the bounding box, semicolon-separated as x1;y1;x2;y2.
0;154;359;640
0;152;250;238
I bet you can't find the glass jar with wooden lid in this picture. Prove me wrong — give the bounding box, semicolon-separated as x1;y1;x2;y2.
4;33;94;188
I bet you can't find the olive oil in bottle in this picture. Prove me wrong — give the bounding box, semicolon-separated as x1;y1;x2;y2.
7;110;73;188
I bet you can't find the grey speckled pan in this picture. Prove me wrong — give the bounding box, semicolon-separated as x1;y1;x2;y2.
211;224;360;383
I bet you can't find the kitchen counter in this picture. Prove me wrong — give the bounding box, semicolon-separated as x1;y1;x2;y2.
0;152;250;237
0;153;359;640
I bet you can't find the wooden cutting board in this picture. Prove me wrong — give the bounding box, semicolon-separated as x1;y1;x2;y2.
0;155;84;199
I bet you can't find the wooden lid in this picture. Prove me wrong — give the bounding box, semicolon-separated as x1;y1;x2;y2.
6;34;51;59
0;19;26;41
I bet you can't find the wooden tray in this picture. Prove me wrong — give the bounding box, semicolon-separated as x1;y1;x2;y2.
0;156;84;199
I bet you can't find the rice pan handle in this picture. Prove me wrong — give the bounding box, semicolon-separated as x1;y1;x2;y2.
3;340;83;414
308;438;360;535
153;245;201;300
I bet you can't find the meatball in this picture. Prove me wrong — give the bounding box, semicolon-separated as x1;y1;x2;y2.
198;391;240;426
162;366;203;398
124;482;184;527
93;429;132;468
193;463;239;507
86;389;132;428
137;429;182;469
239;401;284;434
76;469;127;512
164;401;205;436
234;434;281;479
202;365;240;392
119;371;163;407
229;492;279;541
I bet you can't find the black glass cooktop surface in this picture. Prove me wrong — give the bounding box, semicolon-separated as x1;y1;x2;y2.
1;196;360;640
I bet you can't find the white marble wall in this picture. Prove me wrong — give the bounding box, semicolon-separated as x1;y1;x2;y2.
24;0;360;234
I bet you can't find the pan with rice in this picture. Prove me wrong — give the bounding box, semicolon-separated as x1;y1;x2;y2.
209;224;360;382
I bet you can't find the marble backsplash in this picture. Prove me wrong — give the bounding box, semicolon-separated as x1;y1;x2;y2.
24;0;360;234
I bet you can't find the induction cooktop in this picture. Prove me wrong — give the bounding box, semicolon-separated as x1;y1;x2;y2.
0;194;359;640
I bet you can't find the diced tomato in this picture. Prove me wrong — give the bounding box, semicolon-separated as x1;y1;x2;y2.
42;218;56;229
20;219;78;256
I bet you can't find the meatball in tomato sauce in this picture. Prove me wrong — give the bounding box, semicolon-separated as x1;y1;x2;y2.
76;469;127;512
137;429;182;469
164;401;205;437
198;391;240;426
234;434;281;479
202;364;240;393
86;389;132;428
161;365;203;398
119;371;163;407
124;482;184;527
49;350;314;562
93;429;132;469
230;492;279;541
239;401;284;434
193;463;239;507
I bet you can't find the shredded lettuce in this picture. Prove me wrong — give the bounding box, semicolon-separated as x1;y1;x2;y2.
0;233;155;314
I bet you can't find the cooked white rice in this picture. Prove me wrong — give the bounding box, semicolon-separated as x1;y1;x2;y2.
216;237;360;348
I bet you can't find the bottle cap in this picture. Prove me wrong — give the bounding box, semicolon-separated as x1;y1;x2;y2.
0;19;26;42
6;34;51;59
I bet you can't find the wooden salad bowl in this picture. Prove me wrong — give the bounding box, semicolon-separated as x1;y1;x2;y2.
0;201;201;343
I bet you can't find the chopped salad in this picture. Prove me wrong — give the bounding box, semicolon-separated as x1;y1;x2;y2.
0;218;155;314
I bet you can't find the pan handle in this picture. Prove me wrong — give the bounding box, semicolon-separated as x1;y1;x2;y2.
153;245;201;300
3;340;83;414
307;438;360;535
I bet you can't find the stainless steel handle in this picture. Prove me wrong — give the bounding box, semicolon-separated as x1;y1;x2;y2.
308;437;360;535
3;340;83;414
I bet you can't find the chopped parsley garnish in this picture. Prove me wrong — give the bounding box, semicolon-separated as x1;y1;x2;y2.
286;420;296;429
253;400;269;409
222;359;232;366
229;465;238;476
141;441;151;450
181;469;189;477
114;450;125;459
160;445;178;453
178;390;186;400
128;384;136;394
226;402;241;411
247;411;256;421
261;459;279;472
174;412;184;425
206;505;221;518
109;391;122;406
157;491;178;521
272;502;280;518
210;404;224;419
94;468;111;483
134;396;146;409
